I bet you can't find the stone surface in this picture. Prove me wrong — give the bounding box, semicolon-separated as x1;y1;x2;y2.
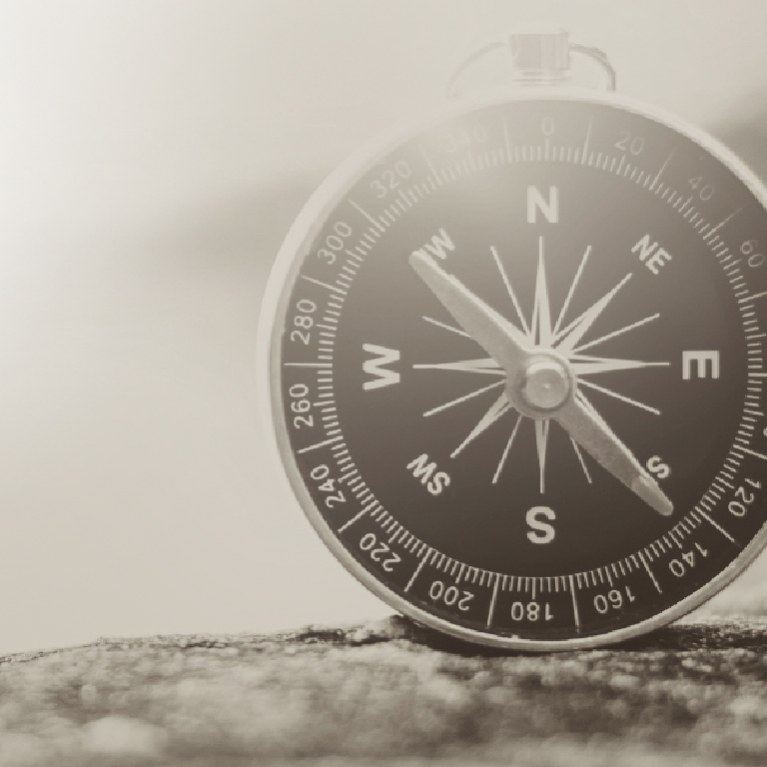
1;615;767;766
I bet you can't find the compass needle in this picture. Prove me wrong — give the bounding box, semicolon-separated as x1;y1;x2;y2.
556;394;673;515
266;29;767;649
410;250;532;376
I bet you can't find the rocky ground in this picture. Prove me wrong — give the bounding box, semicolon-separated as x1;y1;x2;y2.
2;611;767;766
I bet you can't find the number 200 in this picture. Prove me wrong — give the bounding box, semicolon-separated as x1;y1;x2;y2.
428;580;474;612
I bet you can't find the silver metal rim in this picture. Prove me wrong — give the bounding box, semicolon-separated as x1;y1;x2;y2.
257;86;767;651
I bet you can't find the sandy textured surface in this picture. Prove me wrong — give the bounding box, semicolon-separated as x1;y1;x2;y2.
2;615;767;766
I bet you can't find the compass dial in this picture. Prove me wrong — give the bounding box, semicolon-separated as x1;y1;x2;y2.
264;92;767;649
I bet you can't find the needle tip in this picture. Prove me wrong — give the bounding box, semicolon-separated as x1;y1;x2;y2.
409;250;430;278
631;475;673;516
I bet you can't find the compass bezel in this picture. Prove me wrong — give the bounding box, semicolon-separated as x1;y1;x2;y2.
258;86;767;651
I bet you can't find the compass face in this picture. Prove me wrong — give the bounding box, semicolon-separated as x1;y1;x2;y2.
264;92;767;648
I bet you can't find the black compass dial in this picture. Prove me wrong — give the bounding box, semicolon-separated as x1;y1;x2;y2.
271;96;767;646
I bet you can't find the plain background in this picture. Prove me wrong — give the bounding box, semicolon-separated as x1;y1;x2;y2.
3;0;767;655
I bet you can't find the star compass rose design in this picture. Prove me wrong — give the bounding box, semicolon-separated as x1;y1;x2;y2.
411;236;673;516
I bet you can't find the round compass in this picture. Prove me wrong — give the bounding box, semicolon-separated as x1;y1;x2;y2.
259;33;767;649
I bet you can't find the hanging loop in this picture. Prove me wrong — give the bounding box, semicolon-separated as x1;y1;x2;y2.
447;28;616;98
570;42;616;92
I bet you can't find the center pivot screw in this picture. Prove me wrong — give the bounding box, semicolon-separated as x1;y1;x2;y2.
515;354;573;413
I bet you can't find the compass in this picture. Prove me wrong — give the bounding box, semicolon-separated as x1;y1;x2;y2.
259;30;767;649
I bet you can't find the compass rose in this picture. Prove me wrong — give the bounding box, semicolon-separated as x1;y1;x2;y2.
412;236;671;513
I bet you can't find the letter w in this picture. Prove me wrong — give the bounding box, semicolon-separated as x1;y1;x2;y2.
411;228;455;261
362;344;401;390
